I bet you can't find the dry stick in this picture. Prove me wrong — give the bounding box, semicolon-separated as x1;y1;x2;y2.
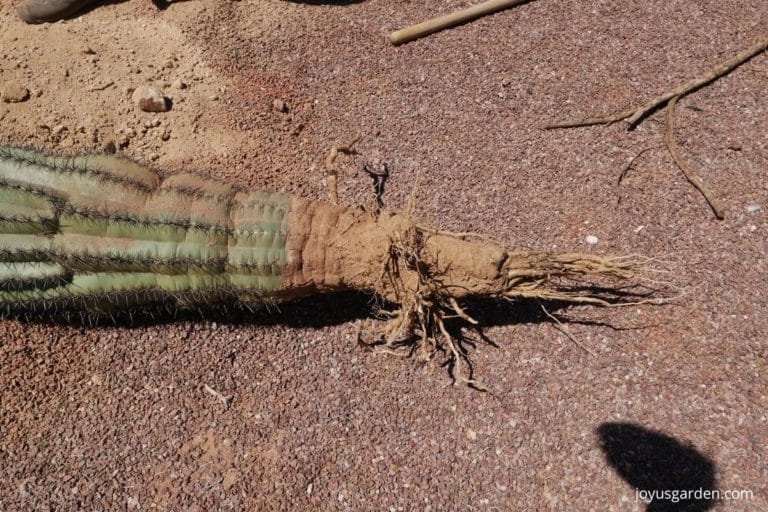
325;133;362;205
545;36;768;129
388;0;532;46
665;96;725;219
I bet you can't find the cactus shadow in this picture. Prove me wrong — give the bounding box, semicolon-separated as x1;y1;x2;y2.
13;293;628;333
16;291;379;329
596;422;718;512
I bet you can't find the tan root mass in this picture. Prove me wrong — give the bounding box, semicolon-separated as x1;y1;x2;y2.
281;201;656;386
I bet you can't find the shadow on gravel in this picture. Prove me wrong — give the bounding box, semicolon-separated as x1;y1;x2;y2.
152;0;193;10
8;292;595;330
62;0;128;19
11;291;380;329
597;422;717;512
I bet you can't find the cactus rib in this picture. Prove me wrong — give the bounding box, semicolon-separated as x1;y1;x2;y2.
0;146;290;315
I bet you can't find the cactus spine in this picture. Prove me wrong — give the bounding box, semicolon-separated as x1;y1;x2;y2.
0;146;291;314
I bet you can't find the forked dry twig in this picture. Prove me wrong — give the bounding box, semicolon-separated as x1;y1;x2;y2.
545;37;768;130
546;36;768;219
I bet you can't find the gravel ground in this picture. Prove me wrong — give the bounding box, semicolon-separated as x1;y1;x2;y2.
0;1;766;510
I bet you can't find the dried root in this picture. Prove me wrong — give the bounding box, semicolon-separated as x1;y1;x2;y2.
360;221;666;389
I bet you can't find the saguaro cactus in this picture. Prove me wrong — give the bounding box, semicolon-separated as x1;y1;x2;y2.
0;146;649;380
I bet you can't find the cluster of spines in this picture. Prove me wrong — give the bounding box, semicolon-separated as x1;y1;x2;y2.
59;203;233;234
0;146;156;192
0;145;292;319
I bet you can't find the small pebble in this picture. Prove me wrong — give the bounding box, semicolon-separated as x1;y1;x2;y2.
746;204;761;213
1;81;30;103
172;78;188;90
585;235;599;245
272;99;288;113
132;85;170;113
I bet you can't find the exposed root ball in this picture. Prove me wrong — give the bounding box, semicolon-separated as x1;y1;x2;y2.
316;209;659;387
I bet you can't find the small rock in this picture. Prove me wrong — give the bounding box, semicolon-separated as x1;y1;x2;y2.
172;78;188;90
132;85;170;113
82;47;96;55
746;204;762;213
585;235;599;245
272;99;288;113
1;81;30;103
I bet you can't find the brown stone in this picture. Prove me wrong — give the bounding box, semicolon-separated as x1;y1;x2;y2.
1;81;30;103
131;85;170;113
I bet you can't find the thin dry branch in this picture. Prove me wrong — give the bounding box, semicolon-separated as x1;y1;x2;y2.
545;36;768;130
664;96;725;219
